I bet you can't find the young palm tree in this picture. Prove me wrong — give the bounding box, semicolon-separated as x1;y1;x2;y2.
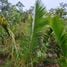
31;0;67;67
48;16;67;67
27;0;48;66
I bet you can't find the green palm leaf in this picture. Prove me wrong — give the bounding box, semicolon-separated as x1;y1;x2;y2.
29;0;48;66
30;0;48;48
50;16;67;57
30;0;48;51
34;0;48;33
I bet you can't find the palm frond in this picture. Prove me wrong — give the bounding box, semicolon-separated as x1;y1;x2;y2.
34;0;48;33
29;0;48;65
50;16;67;57
30;0;48;51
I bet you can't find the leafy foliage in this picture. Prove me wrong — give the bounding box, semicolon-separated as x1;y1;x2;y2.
0;0;67;67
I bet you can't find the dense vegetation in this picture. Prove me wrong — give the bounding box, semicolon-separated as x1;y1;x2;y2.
0;0;67;67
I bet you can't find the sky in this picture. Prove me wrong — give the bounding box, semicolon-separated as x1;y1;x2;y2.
8;0;67;10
